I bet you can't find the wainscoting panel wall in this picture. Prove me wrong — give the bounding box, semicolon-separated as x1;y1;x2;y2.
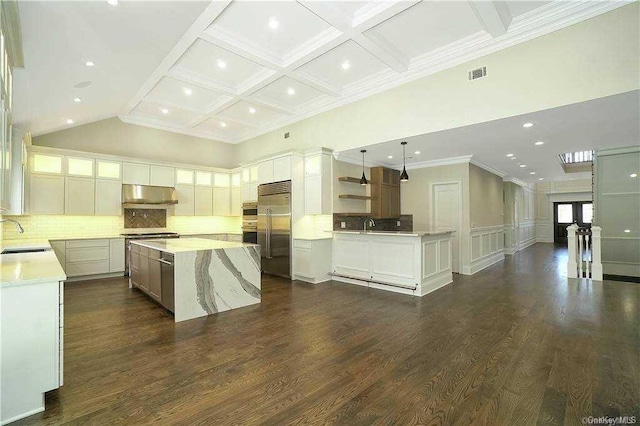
465;225;505;274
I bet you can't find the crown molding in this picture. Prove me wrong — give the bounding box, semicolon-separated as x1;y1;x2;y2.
333;152;384;169
503;177;532;188
402;155;473;171
469;158;507;178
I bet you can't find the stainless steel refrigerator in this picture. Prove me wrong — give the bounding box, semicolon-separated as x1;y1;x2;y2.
257;181;292;278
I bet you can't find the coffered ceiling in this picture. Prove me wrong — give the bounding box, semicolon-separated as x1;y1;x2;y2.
14;0;631;143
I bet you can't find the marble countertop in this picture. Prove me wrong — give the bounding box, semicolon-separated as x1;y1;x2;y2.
1;250;67;288
294;235;333;240
333;230;452;237
131;238;257;253
0;239;52;252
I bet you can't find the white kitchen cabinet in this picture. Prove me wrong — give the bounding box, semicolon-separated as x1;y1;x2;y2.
213;187;230;216
65;177;95;215
250;165;258;182
122;163;149;185
30;174;64;214
231;187;241;216
195;171;212;186
109;238;125;272
174;184;195;216
304;152;332;215
150;165;175;187
194;186;213;216
95;179;122;216
257;156;291;185
293;239;332;284
273;156;291;182
66;157;94;177
1;280;62;424
31;153;63;175
257;160;274;185
65;239;110;277
213;173;230;188
176;169;193;185
97;161;121;180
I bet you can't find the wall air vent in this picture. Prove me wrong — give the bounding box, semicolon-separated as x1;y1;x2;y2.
468;66;487;81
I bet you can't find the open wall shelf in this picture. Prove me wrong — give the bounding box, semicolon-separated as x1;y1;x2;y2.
338;177;362;184
338;194;372;200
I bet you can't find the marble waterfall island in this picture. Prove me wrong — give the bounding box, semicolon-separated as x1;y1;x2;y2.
130;238;261;322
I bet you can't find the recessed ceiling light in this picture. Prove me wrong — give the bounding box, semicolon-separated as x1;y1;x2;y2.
511;157;517;160
216;59;227;69
85;61;95;67
414;151;420;155
160;108;169;114
506;153;514;157
341;61;350;70
538;178;544;181
183;88;192;96
73;97;82;103
248;107;256;114
522;122;534;128
287;87;295;96
220;121;227;128
387;155;393;159
624;229;631;233
268;17;279;29
73;81;92;89
520;164;526;168
106;0;118;5
65;119;74;124
530;172;536;175
534;141;544;146
631;173;638;178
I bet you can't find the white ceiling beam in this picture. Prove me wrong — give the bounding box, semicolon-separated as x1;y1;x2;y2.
123;0;233;114
468;1;513;37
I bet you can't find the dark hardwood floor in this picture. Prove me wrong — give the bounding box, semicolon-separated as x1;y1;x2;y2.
16;244;639;425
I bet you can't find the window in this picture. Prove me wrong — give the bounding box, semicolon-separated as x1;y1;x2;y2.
582;203;593;224
557;204;573;223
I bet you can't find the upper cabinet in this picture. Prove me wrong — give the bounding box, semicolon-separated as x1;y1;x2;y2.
370;167;401;219
32;153;63;175
66;157;94;177
176;169;194;185
304;151;332;215
150;165;174;187
97;161;121;180
257;156;291;185
122;163;149;185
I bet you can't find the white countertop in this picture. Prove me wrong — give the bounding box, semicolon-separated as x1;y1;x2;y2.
0;239;52;253
333;230;452;237
1;250;67;288
294;235;333;241
131;237;257;253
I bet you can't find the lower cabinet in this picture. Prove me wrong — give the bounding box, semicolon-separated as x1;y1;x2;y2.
0;280;63;424
292;238;332;284
55;238;125;278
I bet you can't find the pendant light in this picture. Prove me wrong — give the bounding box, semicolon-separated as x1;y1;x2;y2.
359;149;368;185
400;141;409;182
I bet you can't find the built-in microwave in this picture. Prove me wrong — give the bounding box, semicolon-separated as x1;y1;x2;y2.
242;202;257;243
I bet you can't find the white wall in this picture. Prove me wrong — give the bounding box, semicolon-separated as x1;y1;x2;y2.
33;117;237;169
535;178;593;243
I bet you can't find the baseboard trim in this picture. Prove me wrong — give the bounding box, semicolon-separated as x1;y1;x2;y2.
420;270;453;296
65;272;125;282
293;274;331;284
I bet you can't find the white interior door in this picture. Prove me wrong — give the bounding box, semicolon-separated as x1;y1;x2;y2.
433;182;461;273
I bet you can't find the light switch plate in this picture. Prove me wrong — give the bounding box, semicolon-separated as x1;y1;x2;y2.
397;221;401;227
341;222;346;228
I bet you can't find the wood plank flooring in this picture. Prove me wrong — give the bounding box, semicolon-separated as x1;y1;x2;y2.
15;244;639;425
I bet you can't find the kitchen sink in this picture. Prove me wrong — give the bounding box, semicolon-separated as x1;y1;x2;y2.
1;248;50;255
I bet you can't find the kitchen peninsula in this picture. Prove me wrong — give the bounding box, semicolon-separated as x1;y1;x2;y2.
332;231;453;296
130;238;260;322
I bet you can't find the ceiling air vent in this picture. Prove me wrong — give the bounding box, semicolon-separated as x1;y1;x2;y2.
468;66;487;81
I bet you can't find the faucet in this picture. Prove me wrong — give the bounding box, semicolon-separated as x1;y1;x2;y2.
364;217;375;233
0;218;24;234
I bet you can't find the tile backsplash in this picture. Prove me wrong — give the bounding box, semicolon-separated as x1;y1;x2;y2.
333;214;413;232
124;209;166;228
1;214;242;240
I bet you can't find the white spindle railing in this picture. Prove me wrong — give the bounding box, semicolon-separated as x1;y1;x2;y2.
567;224;602;280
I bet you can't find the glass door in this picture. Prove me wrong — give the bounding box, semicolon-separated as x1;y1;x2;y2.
553;202;593;243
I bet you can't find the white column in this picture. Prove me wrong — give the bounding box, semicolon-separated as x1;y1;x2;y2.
567;224;578;278
591;226;603;281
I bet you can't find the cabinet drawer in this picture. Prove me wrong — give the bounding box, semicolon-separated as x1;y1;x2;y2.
66;247;109;263
65;260;110;277
294;240;312;249
66;239;110;249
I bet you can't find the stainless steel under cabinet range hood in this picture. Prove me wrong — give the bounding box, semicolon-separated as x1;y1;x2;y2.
122;184;178;206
